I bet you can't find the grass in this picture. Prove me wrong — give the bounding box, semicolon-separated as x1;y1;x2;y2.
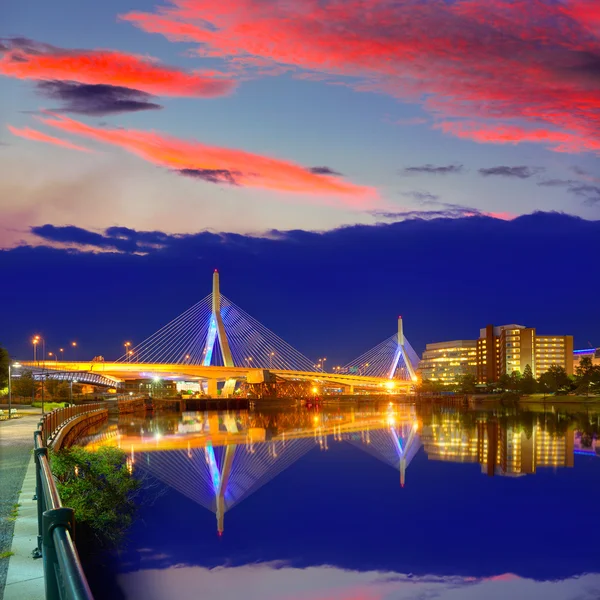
6;503;20;523
0;551;14;560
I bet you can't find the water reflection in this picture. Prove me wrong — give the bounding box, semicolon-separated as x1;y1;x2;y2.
82;402;600;600
84;403;600;534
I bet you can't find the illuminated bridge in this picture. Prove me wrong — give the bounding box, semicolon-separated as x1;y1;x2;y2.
20;271;420;397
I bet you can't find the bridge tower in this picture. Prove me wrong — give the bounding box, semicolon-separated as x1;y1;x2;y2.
202;270;236;396
388;316;417;381
202;270;234;367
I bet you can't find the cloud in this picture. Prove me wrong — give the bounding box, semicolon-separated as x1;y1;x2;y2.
400;191;440;202
178;168;240;185
308;166;342;176
537;179;577;187
478;166;545;179
568;184;600;205
35;81;163;115
0;37;235;98
120;0;600;154
30;224;141;252
7;124;91;153
371;200;514;221
402;164;464;176
30;114;375;202
537;178;600;205
435;122;600;154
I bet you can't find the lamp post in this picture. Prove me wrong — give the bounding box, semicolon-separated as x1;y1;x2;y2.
124;342;131;361
59;348;64;361
269;352;275;369
71;341;77;361
8;362;21;420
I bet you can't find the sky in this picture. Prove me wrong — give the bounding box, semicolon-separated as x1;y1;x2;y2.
1;0;600;360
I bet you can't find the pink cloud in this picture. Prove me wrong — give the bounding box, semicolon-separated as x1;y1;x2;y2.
0;38;235;97
32;114;376;203
7;124;92;153
120;0;600;153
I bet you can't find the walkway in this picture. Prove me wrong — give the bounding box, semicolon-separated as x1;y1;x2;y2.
0;412;42;600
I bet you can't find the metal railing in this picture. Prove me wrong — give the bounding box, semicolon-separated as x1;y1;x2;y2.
41;403;106;447
34;404;105;600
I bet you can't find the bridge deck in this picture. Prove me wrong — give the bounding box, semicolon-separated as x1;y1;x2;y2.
20;361;414;391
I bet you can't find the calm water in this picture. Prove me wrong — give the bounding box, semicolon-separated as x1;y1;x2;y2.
82;402;600;600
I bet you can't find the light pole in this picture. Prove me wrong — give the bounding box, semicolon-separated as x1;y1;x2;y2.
270;352;275;369
69;379;78;405
8;362;21;420
48;352;58;362
124;342;131;361
71;341;77;361
59;348;64;361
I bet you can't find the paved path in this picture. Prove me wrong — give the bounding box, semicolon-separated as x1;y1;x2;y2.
0;415;41;600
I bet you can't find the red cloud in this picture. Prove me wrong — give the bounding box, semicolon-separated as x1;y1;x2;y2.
121;0;600;153
7;124;91;153
36;114;375;203
0;39;234;97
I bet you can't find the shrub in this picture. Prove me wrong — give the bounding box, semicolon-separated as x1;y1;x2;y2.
50;446;140;550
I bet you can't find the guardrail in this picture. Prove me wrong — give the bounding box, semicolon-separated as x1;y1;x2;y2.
34;404;105;600
41;403;108;447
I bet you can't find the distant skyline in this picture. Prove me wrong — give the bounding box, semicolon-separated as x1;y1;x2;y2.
2;0;600;248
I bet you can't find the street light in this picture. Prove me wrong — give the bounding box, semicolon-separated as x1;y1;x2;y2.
124;342;131;361
33;335;45;365
269;352;275;369
71;341;77;361
7;362;21;420
59;348;64;361
48;352;58;362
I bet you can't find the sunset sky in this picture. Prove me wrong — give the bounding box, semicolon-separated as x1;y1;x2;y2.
2;0;600;359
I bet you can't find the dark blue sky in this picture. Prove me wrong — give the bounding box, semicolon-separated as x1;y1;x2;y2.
1;211;598;364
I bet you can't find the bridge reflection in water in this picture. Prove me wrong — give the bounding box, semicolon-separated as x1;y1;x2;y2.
84;404;589;534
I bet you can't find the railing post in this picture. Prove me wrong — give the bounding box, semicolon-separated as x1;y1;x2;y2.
33;442;46;559
42;507;75;600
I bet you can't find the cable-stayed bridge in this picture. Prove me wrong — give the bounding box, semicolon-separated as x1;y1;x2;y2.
20;271;420;397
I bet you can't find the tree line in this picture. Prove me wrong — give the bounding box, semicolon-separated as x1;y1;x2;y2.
419;356;600;396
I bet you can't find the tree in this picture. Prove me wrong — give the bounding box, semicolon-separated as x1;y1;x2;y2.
519;364;536;395
575;356;600;397
416;379;445;393
11;370;39;399
510;370;522;392
498;373;512;391
457;373;477;394
0;345;9;391
538;364;571;394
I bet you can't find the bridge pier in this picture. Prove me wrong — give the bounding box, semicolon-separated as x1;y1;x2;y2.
222;378;236;398
207;379;218;397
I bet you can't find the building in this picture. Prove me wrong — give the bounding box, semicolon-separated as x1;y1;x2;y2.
420;411;574;477
573;347;600;368
476;324;573;383
418;340;477;385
